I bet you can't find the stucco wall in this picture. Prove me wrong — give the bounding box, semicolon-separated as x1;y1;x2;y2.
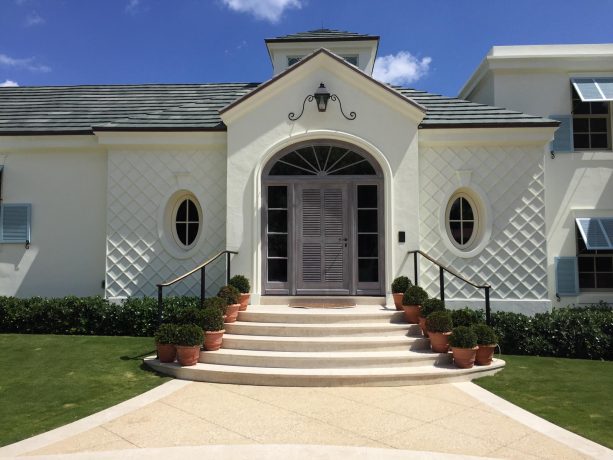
105;147;227;299
0;148;107;297
418;144;549;313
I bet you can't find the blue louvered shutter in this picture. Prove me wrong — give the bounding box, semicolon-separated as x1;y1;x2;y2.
576;218;613;250
1;204;31;243
550;115;574;153
555;256;579;296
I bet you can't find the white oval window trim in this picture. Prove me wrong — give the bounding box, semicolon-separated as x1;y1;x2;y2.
445;192;479;250
438;186;492;259
158;190;205;260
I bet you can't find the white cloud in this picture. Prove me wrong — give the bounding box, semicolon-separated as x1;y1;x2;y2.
0;79;19;87
25;12;45;26
125;0;140;13
373;51;431;86
0;53;51;72
221;0;302;23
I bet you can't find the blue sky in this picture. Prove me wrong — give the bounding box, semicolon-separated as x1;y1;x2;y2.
2;0;613;96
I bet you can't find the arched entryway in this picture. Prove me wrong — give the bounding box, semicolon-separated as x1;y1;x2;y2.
262;140;384;296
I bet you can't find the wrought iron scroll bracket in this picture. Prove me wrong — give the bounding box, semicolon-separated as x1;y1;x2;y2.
330;94;357;120
288;95;314;121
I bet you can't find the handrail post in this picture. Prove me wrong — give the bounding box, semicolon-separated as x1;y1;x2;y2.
439;266;445;302
485;286;491;325
226;251;231;285
157;285;163;325
200;266;206;308
413;252;418;286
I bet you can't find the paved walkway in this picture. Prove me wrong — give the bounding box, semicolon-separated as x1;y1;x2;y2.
1;380;610;459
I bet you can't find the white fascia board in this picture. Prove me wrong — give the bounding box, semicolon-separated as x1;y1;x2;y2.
458;55;491;99
94;131;227;147
221;50;425;126
419;126;557;148
0;134;101;152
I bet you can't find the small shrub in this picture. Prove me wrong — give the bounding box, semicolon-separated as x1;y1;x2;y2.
217;285;240;305
203;296;227;315
403;285;428;306
420;298;445;318
426;310;453;333
391;276;411;294
451;307;484;327
154;323;178;344
449;326;477;348
201;306;225;332
172;307;205;326
175;324;203;346
229;275;251;293
471;323;498;345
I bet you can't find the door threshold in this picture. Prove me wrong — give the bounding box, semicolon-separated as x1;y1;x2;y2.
260;295;386;306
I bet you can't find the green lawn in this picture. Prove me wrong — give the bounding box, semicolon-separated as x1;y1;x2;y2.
0;334;170;447
476;355;613;449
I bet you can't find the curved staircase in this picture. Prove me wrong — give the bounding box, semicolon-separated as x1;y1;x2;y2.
145;299;505;386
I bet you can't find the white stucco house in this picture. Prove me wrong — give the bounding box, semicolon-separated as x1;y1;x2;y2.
0;29;611;314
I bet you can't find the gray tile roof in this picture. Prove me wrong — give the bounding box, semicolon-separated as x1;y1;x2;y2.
0;82;556;135
266;29;379;43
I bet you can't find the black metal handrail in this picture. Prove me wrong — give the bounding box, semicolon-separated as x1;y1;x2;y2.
156;250;238;324
407;250;492;324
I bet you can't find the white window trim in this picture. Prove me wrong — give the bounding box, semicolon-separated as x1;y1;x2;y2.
158;189;206;259
438;182;492;259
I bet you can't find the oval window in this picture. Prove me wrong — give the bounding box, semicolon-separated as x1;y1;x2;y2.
446;193;478;249
172;196;201;249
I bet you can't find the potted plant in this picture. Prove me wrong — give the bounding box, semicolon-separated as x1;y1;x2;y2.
449;325;478;368
402;285;428;323
201;298;226;351
425;310;453;353
391;276;411;311
217;285;241;323
154;323;178;363
451;307;484;327
229;275;251;311
418;298;445;335
472;323;498;365
174;324;203;366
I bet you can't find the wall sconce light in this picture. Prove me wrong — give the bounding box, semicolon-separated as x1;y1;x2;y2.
289;82;356;121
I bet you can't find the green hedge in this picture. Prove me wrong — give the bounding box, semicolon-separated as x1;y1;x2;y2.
491;307;613;360
0;296;200;337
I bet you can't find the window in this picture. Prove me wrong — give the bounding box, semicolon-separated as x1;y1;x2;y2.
446;193;478;249
287;56;303;67
341;55;358;66
576;218;613;290
268;145;377;176
172;196;201;249
571;86;611;150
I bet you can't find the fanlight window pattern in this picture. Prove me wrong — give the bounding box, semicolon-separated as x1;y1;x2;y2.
268;145;377;176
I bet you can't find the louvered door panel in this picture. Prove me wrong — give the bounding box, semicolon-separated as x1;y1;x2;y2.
302;189;321;238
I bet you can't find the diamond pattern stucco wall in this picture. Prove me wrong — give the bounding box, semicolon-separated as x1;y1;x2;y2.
419;145;547;301
106;149;226;298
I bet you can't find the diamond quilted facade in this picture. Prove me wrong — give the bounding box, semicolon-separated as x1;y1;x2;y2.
419;145;548;301
106;149;227;298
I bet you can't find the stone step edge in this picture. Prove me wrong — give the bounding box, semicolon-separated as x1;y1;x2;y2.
202;348;447;359
145;357;505;377
226;321;414;329
221;334;426;343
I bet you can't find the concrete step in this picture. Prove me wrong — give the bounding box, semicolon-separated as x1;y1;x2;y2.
224;321;419;337
221;334;430;352
144;357;506;387
199;348;452;368
238;306;404;324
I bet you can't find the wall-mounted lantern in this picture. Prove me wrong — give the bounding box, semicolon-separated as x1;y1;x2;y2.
289;82;356;121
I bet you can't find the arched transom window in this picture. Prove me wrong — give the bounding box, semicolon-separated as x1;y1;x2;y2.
268;145;377;176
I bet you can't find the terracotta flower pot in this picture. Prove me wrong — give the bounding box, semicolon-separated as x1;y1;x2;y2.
238;293;250;311
428;331;451;353
204;329;225;351
156;343;176;363
176;345;200;366
403;304;421;324
452;346;478;369
475;344;497;365
224;304;240;323
392;293;404;311
418;316;427;336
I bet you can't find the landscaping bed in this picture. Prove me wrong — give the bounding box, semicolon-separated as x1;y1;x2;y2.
0;334;169;447
476;354;613;449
